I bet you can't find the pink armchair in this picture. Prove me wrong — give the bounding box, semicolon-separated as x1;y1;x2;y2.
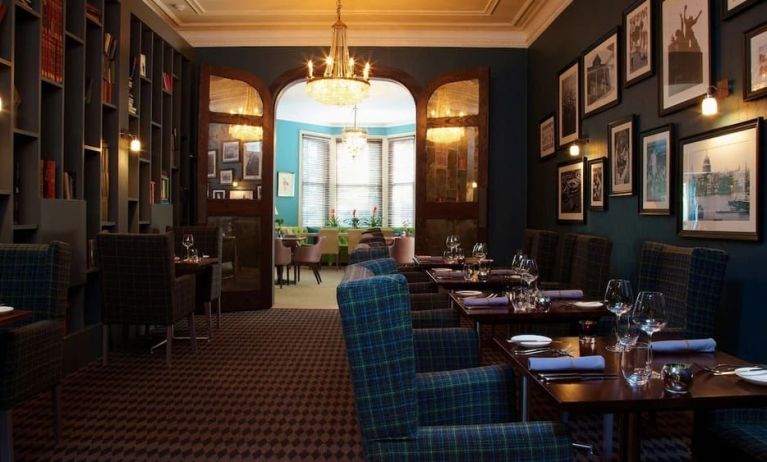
275;238;293;288
293;236;326;284
389;236;415;265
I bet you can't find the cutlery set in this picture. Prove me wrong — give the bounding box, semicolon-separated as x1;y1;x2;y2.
695;363;767;376
513;347;572;357
537;372;618;383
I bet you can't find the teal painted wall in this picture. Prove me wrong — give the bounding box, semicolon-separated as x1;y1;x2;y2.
274;120;416;226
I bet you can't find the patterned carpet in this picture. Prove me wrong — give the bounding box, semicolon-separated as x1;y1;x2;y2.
13;309;693;461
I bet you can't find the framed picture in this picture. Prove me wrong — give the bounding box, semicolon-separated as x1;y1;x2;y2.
608;115;636;197
539;113;556;159
679;119;761;241
229;190;254;200
277;171;295;197
583;28;620;117
659;0;710;116
257;185;262;200
745;22;767;102
722;0;760;19
212;189;226;200
639;125;674;215
588;157;608;211
557;159;585;223
624;0;654;87
219;169;233;185
222;141;240;163
207;150;216;178
243;141;263;180
558;61;580;147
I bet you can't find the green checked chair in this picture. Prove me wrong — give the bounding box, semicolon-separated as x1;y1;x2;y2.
0;241;72;461
349;246;390;264
337;274;572;461
349;247;438;293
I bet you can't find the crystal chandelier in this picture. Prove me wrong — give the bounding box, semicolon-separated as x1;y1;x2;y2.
426;127;465;144
341;105;367;159
228;86;263;141
306;0;371;106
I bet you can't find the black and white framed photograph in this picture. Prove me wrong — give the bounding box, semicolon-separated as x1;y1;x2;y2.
659;0;710;115
278;171;295;197
207;150;216;178
558;61;580;147
219;169;234;185
212;189;226;200
722;0;761;19
608;115;636;197
257;185;262;200
583;28;620;117
539;113;556;159
222;141;240;163
639;125;674;215
745;22;767;102
679;119;761;241
243;141;263;180
588;157;608;211
624;0;654;87
229;190;254;200
558;159;585;223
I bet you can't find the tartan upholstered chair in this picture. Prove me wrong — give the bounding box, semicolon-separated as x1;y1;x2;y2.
360;227;387;247
523;228;560;282
97;233;197;366
349;245;390;264
349;247;438;293
637;241;728;338
171;225;224;330
543;233;613;298
694;408;767;461
0;241;71;460
337;274;573;460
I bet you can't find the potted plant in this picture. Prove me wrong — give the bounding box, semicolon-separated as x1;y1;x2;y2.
364;207;382;228
326;208;339;227
348;209;360;229
274;217;285;237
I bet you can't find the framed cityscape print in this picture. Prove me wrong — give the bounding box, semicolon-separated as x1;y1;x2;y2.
588;157;608;211
207;150;216;178
243;141;263;180
659;0;710;115
222;141;240;162
608;115;636;196
744;22;767;101
557;159;585;223
639;125;674;215
679;118;761;241
583;28;620;117
624;0;654;87
219;169;233;185
558;61;580;147
722;0;760;19
539;113;556;159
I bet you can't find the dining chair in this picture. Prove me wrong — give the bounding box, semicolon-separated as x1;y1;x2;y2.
389;236;415;265
523;228;560;282
292;236;326;284
542;233;612;298
97;233;197;366
318;228;340;268
360;227;387;247
347;229;363;254
274;238;292;288
694;408;767;461
0;241;71;462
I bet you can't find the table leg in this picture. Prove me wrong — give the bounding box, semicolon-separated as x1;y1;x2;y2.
521;375;529;422
602;413;614;461
0;410;13;462
620;411;640;462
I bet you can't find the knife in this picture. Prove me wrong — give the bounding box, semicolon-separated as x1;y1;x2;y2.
540;375;617;382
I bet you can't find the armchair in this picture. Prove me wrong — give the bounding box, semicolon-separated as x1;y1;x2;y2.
293;236;326;284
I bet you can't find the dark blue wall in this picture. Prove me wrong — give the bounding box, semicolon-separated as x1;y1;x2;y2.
527;0;767;361
197;47;529;264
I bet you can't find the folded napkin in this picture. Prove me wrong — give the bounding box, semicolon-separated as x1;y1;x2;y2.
435;270;464;278
491;269;519;276
529;355;605;372
540;289;584;300
651;338;716;354
464;296;508;307
416;255;436;260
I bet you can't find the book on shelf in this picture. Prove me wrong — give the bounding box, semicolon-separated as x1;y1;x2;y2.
139;54;147;77
100;143;109;219
62;171;75;199
41;0;64;84
39;159;56;199
160;173;169;203
102;33;117;104
85;2;100;22
149;180;156;204
162;73;173;93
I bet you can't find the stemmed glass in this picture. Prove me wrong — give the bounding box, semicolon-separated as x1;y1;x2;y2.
604;279;634;353
445;234;459;251
632;291;668;377
519;257;539;310
511;250;526;275
182;233;194;261
472;242;488;260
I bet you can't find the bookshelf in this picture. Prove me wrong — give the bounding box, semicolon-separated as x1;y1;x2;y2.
0;0;195;372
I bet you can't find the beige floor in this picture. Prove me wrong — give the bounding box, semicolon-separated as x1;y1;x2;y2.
273;264;344;309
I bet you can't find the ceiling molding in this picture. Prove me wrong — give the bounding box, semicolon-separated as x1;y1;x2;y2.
523;0;572;46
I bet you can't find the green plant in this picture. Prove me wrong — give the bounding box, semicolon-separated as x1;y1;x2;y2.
347;209;360;229
326;208;339;227
274;217;285;231
363;207;382;228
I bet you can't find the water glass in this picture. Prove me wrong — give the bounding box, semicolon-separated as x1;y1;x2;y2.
189;248;200;263
472;242;488;260
578;320;597;344
463;262;479;282
443;249;455;264
621;342;652;387
477;258;492;281
509;287;529;312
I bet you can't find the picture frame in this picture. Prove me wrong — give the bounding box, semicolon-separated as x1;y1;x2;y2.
624;0;654;87
242;141;263;180
229;190;254;200
659;0;710;116
679;118;761;241
222;141;240;163
744;22;767;102
722;0;761;19
608;115;636;197
539;113;556;159
583;28;621;117
257;185;262;200
277;171;295;197
558;61;580;147
588;157;608;211
639;124;674;215
557;158;585;223
207;150;216;178
212;189;226;200
219;169;233;185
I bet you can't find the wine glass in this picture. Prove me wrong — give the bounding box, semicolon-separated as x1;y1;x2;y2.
182;233;194;261
632;291;668;377
520;257;538;288
472;242;488;260
511;250;526;275
604;279;634;353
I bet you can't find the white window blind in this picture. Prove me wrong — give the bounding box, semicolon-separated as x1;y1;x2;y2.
388;136;415;227
336;139;383;225
300;134;330;227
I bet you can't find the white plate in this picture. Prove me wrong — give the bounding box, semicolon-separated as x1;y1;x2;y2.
508;334;552;348
0;306;14;313
455;290;482;297
573;301;604;308
432;268;452;273
735;367;767;386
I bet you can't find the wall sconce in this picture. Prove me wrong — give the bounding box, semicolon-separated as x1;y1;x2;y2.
702;79;729;116
569;138;589;157
121;132;142;152
0;96;3;112
232;181;239;188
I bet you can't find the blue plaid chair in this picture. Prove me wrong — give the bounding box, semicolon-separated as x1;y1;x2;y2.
523;228;560;282
0;241;72;460
337;274;572;461
542;233;612;298
349;246;390;264
695;408;767;461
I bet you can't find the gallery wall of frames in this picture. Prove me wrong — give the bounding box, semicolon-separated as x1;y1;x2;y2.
527;0;767;362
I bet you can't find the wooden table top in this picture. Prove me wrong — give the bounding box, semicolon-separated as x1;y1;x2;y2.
175;257;219;275
412;255;466;269
427;268;523;291
0;309;33;326
451;292;608;323
495;336;767;413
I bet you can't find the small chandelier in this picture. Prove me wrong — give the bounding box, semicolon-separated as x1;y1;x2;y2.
341;105;367;159
227;87;263;141
306;0;371;106
426;127;465;144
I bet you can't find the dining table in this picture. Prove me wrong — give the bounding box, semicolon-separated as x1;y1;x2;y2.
426;268;524;291
494;336;767;462
175;257;219;339
0;309;32;326
412;255;469;270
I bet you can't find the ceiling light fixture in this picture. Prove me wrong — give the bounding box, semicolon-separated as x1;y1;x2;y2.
227;88;264;141
341;105;367;159
306;0;371;106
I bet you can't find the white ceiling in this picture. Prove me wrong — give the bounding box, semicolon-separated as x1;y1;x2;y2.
144;0;572;48
276;79;416;127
